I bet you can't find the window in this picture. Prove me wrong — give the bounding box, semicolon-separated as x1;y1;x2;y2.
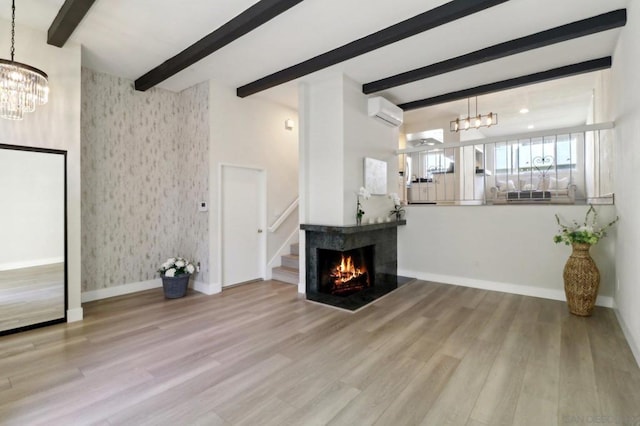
399;125;612;205
495;135;578;174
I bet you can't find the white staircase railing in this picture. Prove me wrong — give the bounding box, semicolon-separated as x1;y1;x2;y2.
269;197;299;233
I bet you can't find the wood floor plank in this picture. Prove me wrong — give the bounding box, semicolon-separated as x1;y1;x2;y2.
0;367;155;424
469;352;528;425
373;354;460;426
327;356;423;425
558;315;602;422
231;396;296;426
44;357;222;425
0;377;10;392
420;339;501;425
0;280;637;425
282;381;361;426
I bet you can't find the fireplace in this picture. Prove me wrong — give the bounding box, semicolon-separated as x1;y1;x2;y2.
318;246;374;297
301;221;411;311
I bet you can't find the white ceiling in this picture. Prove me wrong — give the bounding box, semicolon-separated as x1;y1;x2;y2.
403;71;602;138
0;0;630;126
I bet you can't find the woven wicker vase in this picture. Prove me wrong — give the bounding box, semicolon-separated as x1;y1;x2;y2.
563;243;600;316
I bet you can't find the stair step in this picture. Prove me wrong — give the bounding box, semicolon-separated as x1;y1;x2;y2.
290;242;299;256
281;254;299;270
272;266;299;285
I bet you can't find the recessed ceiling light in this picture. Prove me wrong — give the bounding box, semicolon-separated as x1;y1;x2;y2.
520;108;530;114
527;124;535;130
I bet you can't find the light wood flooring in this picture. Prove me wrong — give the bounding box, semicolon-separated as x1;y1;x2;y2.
0;280;639;425
0;263;65;333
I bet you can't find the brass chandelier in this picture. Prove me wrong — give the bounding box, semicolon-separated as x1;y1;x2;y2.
0;0;49;120
450;96;497;132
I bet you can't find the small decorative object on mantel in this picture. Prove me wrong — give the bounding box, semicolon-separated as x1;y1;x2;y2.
158;257;196;299
356;186;371;225
388;192;405;221
554;205;618;316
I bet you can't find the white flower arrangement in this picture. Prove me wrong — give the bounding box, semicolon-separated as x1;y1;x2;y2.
158;256;196;277
388;192;405;220
356;186;371;222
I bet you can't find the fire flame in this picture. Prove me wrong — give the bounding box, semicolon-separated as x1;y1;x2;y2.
330;254;366;284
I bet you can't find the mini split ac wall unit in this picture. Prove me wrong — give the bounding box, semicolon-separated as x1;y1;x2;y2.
367;96;403;128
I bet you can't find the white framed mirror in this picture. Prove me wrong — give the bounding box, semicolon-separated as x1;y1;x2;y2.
0;144;67;335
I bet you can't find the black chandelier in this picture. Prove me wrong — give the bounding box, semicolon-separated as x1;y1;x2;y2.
450;97;497;132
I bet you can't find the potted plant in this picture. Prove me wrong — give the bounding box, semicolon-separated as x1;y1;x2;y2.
554;205;618;316
158;257;196;299
356;186;371;225
388;192;405;221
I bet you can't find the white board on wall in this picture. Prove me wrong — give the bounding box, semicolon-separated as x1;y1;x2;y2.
364;157;387;195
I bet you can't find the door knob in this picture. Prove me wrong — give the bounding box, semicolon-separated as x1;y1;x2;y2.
257;229;263;233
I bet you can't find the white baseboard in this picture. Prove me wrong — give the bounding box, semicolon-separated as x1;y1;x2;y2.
82;278;222;302
82;279;162;303
399;269;614;308
612;302;640;368
66;307;83;322
0;257;65;272
193;280;221;295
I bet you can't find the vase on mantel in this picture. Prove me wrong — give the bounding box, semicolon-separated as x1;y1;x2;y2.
563;243;600;316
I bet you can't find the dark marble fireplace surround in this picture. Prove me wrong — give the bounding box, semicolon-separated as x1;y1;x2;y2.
301;220;410;310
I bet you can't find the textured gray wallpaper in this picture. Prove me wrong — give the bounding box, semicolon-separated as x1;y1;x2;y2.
81;68;209;292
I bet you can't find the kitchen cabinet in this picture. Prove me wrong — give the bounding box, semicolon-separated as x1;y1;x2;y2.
433;172;455;201
408;173;455;203
408;181;436;203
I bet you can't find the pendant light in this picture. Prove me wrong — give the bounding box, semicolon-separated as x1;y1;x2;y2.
0;0;49;120
450;97;497;132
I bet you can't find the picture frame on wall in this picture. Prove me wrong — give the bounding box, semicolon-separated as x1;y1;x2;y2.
364;157;387;195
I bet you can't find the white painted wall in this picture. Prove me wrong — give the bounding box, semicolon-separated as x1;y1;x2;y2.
299;74;399;229
302;75;345;226
0;150;64;270
343;77;399;224
399;204;617;304
0;21;82;321
298;74;400;293
611;0;640;364
209;82;299;292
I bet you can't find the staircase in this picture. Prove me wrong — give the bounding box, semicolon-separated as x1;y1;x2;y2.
272;242;299;285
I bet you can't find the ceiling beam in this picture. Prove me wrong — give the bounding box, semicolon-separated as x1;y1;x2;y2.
398;57;612;111
364;9;626;94
47;0;97;47
135;0;305;92
236;0;511;98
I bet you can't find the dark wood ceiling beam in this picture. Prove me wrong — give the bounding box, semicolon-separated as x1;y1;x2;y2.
364;9;626;94
398;57;612;111
47;0;97;47
135;0;305;92
236;0;511;98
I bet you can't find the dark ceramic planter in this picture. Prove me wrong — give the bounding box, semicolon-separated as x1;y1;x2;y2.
161;274;190;299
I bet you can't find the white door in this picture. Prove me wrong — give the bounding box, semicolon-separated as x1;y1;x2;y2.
221;166;265;287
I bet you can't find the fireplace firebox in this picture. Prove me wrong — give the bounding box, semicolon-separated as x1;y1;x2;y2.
318;246;374;297
301;221;412;311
